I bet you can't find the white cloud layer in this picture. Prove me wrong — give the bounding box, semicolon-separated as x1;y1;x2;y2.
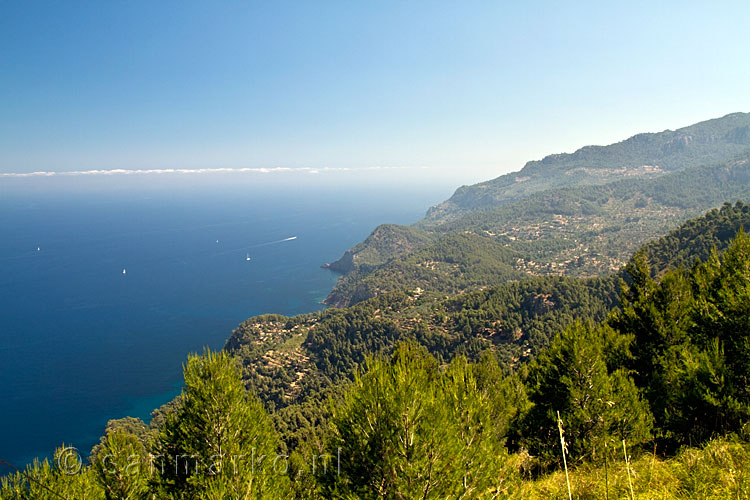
0;166;418;178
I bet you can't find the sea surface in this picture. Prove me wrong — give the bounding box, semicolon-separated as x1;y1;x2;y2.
0;177;453;469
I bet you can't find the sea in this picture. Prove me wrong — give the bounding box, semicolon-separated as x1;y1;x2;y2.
0;172;455;469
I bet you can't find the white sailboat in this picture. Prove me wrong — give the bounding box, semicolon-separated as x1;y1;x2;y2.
245;253;251;262
122;268;127;275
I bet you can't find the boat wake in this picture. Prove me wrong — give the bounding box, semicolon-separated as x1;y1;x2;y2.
214;236;298;257
250;236;297;248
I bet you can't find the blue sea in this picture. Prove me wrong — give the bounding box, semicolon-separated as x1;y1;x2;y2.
0;175;454;469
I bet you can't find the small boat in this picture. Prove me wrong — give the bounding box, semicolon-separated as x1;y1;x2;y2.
122;268;127;275
245;253;251;262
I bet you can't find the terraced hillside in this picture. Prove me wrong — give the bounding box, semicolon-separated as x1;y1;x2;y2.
323;114;750;307
227;202;750;447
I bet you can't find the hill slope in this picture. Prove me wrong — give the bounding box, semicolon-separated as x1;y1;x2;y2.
638;200;750;275
325;154;750;306
322;223;433;274
227;201;750;449
424;112;750;225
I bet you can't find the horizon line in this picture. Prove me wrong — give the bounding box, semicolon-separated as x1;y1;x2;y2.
0;166;429;178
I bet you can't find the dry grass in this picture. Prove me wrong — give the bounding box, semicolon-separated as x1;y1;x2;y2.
510;438;750;500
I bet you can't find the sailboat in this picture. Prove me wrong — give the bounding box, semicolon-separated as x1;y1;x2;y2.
122;268;127;275
245;253;251;262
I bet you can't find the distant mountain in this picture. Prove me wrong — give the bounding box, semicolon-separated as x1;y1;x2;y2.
323;113;750;307
424;112;750;225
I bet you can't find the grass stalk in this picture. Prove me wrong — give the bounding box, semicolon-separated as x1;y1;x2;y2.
557;411;572;500
604;441;609;500
623;439;635;500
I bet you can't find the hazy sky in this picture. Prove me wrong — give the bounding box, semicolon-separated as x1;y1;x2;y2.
1;1;749;184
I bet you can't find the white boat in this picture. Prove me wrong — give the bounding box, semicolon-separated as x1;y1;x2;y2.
122;268;127;275
245;253;251;262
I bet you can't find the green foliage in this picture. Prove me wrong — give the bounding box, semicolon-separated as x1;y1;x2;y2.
0;445;103;500
325;232;526;307
689;229;750;435
152;348;291;499
471;351;530;448
92;426;150;500
434;276;618;361
90;416;152;459
325;343;517;499
612;230;750;449
521;322;652;466
224;274;617;456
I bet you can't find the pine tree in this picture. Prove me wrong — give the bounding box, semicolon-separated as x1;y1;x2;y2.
152;348;291;499
92;427;150;500
522;322;652;466
0;445;103;500
613;232;750;447
611;254;696;448
690;229;750;434
325;342;515;499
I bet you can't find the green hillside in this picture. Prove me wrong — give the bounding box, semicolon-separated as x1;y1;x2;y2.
227;276;618;412
323;232;526;307
322;223;434;274
638;200;750;275
326;154;750;306
222;202;750;447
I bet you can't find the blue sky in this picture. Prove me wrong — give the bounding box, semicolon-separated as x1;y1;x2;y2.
1;1;749;183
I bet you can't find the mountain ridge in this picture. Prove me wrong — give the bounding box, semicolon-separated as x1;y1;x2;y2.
423;112;750;225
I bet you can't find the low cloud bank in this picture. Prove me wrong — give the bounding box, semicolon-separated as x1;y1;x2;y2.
0;166;421;178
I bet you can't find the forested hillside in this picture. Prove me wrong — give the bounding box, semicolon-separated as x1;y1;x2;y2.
226;275;618;412
327;154;750;307
322;224;434;274
639;200;750;275
224;203;750;445
323;232;526;307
